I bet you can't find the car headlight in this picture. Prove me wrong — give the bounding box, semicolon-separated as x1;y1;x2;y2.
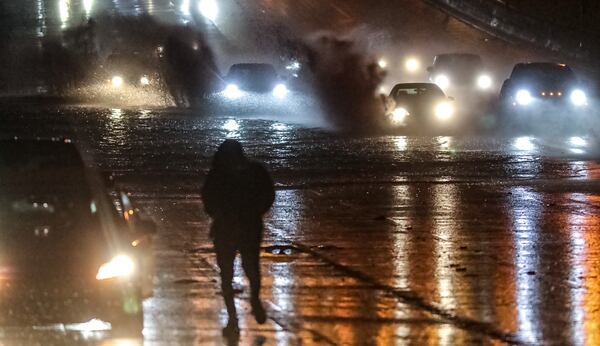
405;58;420;73
571;89;587;106
477;74;492;90
140;76;150;86
435;102;454;120
515;89;533;106
391;107;409;124
272;83;289;98
434;75;450;89
223;84;242;99
96;255;135;280
111;76;124;88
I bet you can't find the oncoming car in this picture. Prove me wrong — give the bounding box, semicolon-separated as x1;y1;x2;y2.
103;52;158;89
386;83;456;131
499;62;589;113
427;53;493;92
0;139;155;335
220;63;289;100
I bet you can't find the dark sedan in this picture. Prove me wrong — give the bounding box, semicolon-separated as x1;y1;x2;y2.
0;139;155;336
220;63;289;99
387;83;456;131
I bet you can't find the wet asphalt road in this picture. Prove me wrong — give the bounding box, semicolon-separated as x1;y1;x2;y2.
1;107;600;345
4;0;600;344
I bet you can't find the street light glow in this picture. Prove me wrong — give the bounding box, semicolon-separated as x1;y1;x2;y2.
198;0;218;21
181;0;190;16
59;0;70;28
83;0;93;16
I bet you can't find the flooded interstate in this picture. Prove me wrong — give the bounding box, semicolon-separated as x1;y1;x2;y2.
0;107;598;345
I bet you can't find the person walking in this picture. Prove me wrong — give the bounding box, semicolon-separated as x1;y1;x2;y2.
201;139;275;337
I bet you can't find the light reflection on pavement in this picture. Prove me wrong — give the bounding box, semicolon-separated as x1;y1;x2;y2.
0;108;599;345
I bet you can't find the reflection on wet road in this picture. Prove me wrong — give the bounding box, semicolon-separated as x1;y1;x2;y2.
1;108;600;345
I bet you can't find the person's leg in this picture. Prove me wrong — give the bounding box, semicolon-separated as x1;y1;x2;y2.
215;240;239;334
241;240;266;324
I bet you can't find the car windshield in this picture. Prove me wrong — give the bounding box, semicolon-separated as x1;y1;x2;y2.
434;54;483;70
227;64;278;80
0;142;96;228
512;64;577;84
391;85;445;99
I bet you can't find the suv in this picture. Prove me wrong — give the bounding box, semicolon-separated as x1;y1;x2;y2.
499;62;588;110
0;139;155;335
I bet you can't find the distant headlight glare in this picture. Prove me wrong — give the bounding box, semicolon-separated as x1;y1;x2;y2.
111;76;124;88
477;74;492;90
405;58;420;73
96;255;135;280
140;76;150;86
571;89;587;106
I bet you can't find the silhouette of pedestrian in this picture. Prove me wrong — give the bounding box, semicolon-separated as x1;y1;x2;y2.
201;140;275;337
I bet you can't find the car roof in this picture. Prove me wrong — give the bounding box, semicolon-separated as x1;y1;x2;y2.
229;63;276;69
510;62;576;77
513;62;571;69
392;83;440;89
435;53;481;59
0;139;84;168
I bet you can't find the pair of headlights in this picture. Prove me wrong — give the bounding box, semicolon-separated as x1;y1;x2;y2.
111;75;150;88
223;83;289;99
515;89;587;106
434;74;492;90
390;101;455;124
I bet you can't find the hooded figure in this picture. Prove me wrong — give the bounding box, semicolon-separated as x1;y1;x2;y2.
201;140;275;337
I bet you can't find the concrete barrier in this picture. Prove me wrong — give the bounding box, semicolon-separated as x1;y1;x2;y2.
426;0;598;63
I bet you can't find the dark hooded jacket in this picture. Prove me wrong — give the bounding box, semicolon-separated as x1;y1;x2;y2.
201;140;275;242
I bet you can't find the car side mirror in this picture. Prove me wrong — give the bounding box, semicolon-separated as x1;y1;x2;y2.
426;66;433;73
136;219;157;236
448;96;455;101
